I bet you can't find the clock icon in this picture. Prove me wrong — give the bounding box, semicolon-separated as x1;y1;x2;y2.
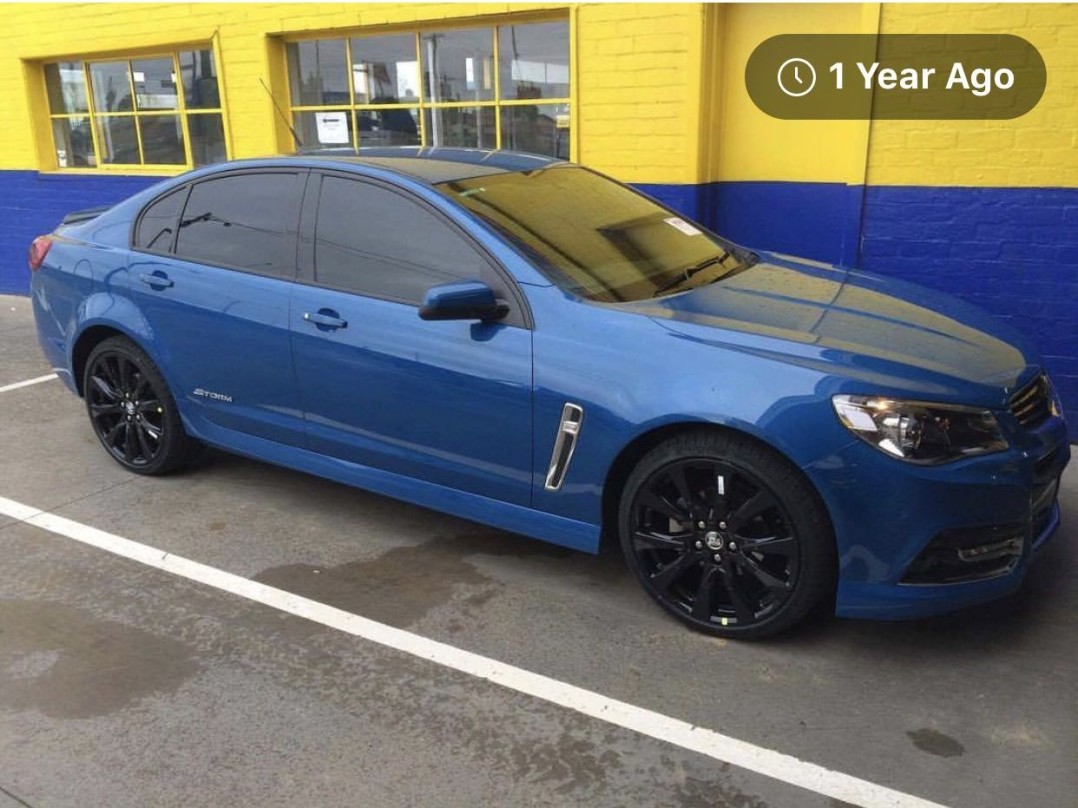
777;58;817;98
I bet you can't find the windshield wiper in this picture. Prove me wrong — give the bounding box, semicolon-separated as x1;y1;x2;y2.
651;251;732;298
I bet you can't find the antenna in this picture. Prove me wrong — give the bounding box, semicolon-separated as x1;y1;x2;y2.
259;78;304;150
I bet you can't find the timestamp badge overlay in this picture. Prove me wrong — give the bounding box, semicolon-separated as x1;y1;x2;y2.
747;34;1046;119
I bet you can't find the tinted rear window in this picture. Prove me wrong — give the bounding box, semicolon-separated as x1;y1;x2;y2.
176;172;303;278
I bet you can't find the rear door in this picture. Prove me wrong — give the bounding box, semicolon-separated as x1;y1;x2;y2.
130;169;307;446
289;172;533;505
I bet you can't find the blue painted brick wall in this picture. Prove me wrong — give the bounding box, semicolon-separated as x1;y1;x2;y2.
0;171;158;295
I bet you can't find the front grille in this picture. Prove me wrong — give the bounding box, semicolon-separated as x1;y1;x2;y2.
1009;374;1051;428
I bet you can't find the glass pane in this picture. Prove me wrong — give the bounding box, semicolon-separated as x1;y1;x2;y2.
349;34;420;105
179;49;220;109
45;62;88;114
437;166;748;304
176;173;304;278
51;117;96;167
357;108;420;147
287;39;349;106
314;175;485;302
89;61;134;113
498;22;570;100
138;115;185;164
500;104;570;159
421;29;494;103
188;113;226;165
136;188;186;252
95;115;140;164
292;110;354;150
422;106;495;149
132;57;178;110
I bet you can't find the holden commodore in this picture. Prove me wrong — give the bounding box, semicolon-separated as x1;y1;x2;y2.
29;148;1070;638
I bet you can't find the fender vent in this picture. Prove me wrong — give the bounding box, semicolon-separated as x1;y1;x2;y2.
544;403;584;491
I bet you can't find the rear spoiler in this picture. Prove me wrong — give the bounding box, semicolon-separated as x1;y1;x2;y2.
60;205;110;226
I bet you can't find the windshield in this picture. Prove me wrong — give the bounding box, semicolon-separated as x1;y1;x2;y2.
435;165;752;302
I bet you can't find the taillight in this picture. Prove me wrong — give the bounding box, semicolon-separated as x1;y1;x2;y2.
28;235;53;272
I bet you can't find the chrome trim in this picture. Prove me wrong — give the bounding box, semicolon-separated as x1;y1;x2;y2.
544;403;585;491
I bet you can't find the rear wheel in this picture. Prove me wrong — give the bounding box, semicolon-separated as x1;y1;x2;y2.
618;430;835;639
83;336;198;475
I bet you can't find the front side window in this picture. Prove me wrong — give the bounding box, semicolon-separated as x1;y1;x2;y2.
285;19;570;159
175;173;303;278
437;166;752;303
44;49;227;170
313;176;487;303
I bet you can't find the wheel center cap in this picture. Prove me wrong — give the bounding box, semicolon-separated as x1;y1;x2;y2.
704;531;724;551
124;401;136;416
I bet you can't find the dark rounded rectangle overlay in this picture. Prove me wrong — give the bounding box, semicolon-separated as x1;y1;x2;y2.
747;34;1045;120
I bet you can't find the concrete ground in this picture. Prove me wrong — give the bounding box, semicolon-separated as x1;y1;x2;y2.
1;293;1075;808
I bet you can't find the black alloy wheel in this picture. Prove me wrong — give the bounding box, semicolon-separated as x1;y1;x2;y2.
84;337;198;475
619;430;835;639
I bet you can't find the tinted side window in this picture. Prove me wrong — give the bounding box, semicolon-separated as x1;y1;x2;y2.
135;187;186;253
314;176;486;302
176;173;303;277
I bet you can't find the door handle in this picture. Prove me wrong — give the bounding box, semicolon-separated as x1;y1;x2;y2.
303;310;348;330
139;272;174;289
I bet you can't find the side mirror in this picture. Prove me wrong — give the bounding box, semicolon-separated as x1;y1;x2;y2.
418;280;509;322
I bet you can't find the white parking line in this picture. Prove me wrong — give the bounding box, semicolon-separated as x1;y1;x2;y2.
0;494;946;808
0;374;58;394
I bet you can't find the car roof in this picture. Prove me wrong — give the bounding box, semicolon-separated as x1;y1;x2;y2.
287;146;566;184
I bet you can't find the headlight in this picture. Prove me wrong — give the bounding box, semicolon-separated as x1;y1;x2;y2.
832;395;1009;464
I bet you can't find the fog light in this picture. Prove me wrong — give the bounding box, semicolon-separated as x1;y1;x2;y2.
903;525;1026;584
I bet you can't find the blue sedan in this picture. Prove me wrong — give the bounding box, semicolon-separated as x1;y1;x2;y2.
29;148;1070;638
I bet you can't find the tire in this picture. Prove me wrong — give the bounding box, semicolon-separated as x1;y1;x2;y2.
83;336;200;475
618;429;835;639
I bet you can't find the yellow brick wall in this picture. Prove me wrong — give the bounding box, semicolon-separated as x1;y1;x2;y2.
0;2;708;185
867;3;1078;187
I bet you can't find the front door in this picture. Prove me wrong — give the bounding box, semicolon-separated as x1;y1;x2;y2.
289;173;533;505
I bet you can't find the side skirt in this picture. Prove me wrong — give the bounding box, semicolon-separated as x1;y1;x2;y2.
183;413;603;555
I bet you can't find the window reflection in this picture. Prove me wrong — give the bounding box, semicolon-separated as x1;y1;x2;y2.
45;62;88;115
422;29;495;103
423;106;495;149
287;39;349;106
350;35;420;105
357;108;420;146
501;104;569;159
90;62;133;112
498;22;570;100
132;58;178;110
179;50;220;109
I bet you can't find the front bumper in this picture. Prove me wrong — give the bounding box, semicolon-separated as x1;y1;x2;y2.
805;412;1070;620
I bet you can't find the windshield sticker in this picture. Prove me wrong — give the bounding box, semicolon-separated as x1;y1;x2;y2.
664;217;702;236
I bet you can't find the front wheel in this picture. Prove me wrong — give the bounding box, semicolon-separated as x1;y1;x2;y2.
618;430;835;639
83;336;199;475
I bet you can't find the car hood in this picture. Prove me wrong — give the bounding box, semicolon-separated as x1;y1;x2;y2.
620;252;1037;402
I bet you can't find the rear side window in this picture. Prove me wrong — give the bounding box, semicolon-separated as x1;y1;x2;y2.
175;172;303;278
135;187;186;253
313;175;486;303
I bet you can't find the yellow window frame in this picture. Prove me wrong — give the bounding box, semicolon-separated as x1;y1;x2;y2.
44;47;230;174
283;17;572;158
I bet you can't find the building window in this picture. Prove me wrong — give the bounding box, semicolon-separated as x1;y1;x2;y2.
44;49;227;170
285;20;570;159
